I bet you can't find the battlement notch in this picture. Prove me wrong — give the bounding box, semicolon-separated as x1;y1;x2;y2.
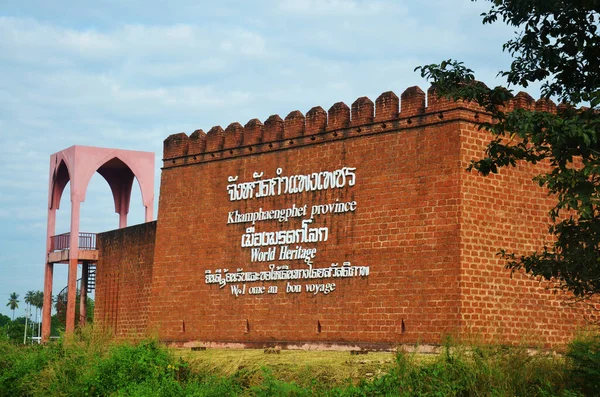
163;85;555;164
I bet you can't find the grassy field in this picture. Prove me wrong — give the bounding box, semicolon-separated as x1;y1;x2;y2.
178;348;398;387
1;327;599;396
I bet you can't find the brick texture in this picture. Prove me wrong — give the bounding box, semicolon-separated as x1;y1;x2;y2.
95;222;156;336
96;88;593;348
459;124;583;347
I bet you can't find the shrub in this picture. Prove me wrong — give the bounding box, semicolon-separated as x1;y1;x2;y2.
250;369;313;397
0;327;597;396
566;331;600;396
27;327;187;397
0;335;55;397
337;340;570;397
82;340;175;396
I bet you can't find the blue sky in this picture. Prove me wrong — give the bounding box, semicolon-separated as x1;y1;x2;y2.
0;0;528;319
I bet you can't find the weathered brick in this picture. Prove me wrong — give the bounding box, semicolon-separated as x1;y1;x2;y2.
100;87;594;349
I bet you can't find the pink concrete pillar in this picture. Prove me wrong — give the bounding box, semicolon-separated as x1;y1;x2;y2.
65;200;80;333
79;261;88;325
65;258;79;332
42;262;53;342
145;205;153;223
118;188;128;228
119;213;128;228
42;207;56;342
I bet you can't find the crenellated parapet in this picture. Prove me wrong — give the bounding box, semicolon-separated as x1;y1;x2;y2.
163;85;556;167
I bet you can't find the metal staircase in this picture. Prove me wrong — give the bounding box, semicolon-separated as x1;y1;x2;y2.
56;264;97;302
87;264;96;291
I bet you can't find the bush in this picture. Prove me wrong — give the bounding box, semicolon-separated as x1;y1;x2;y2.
566;331;600;396
0;334;55;397
337;340;570;397
81;340;175;396
250;369;314;397
24;327;188;397
0;327;597;396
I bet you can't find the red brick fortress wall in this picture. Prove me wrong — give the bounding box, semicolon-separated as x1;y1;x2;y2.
458;95;588;347
95;221;156;336
108;86;590;349
151;88;464;347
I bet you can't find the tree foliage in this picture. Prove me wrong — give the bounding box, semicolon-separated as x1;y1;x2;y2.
29;291;43;324
31;290;43;312
5;293;19;320
24;290;34;323
416;0;600;299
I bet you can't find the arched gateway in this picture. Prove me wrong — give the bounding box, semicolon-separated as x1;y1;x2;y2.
42;146;154;342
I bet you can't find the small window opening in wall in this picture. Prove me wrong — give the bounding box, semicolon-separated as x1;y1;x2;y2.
317;320;322;333
401;319;406;334
181;320;186;333
245;319;250;334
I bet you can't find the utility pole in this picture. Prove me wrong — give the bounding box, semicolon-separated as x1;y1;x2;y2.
23;307;29;344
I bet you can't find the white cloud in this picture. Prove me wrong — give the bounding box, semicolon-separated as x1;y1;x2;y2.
278;0;401;16
0;17;268;67
0;0;539;318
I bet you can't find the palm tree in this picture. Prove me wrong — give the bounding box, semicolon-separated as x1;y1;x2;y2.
24;290;34;315
32;291;43;338
23;290;35;343
6;292;19;320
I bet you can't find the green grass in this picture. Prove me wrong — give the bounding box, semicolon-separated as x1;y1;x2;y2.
0;326;598;396
178;348;396;388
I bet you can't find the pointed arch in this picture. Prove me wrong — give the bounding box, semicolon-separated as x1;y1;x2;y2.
46;146;155;223
95;157;135;216
74;148;154;222
49;159;71;210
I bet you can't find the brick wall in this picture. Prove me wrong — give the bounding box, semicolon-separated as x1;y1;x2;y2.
94;86;592;348
459;123;585;347
95;221;156;336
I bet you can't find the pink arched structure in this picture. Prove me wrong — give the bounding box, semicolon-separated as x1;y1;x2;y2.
42;146;155;342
